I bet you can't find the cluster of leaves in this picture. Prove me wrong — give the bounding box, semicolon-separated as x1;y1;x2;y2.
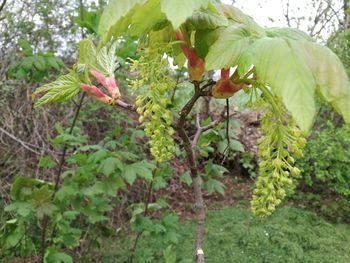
32;39;119;108
7;38;64;82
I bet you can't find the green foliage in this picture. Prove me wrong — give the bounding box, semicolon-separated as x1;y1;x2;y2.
297;121;350;198
196;117;244;158
7;38;64;82
75;7;102;35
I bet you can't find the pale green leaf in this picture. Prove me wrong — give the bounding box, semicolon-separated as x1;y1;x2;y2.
205;24;253;70
98;0;147;44
160;0;210;29
265;27;313;41
217;4;264;36
92;41;118;76
251;37;317;131
33;72;80;108
300;42;350;124
188;10;228;30
77;39;97;65
129;0;166;37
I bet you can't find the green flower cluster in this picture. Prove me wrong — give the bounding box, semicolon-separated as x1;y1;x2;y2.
129;44;175;162
251;104;306;217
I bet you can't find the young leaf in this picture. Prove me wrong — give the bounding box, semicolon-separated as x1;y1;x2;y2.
98;0;147;44
33;72;80;108
91;42;118;76
129;0;166;37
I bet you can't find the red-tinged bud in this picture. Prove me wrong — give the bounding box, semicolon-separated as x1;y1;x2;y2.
221;68;230;80
187;52;205;81
105;76;121;100
211;79;245;99
90;69;121;100
90;69;107;87
175;30;205;81
175;30;184;41
80;83;113;104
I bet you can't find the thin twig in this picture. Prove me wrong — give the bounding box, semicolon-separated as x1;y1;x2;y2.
0;127;41;155
192;108;226;149
115;99;136;112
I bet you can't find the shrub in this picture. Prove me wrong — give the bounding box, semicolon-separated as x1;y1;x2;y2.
297;121;350;198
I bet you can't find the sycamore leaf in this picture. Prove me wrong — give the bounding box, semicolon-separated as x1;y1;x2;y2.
217;4;264;36
33;72;80;108
205;24;253;70
188;10;228;30
98;0;147;44
160;0;210;29
129;0;166;37
92;41;118;76
250;37;316;132
300;41;350;125
265;27;314;41
77;39;97;65
195;27;224;59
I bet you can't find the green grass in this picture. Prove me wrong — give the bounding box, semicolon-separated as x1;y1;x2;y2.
104;206;350;263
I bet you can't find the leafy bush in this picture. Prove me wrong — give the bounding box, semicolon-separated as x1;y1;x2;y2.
297;121;350;198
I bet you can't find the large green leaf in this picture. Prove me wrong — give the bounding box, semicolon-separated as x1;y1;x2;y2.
250;37;317;131
300;42;350;124
160;0;210;29
205;24;253;70
33;72;80;108
98;0;147;44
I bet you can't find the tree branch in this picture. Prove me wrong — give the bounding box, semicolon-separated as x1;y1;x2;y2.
176;80;215;263
0;0;6;13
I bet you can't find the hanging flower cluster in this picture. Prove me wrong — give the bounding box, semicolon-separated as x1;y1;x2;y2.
129;43;175;162
251;100;306;217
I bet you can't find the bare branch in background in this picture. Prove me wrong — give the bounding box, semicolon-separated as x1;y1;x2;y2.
0;0;7;13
